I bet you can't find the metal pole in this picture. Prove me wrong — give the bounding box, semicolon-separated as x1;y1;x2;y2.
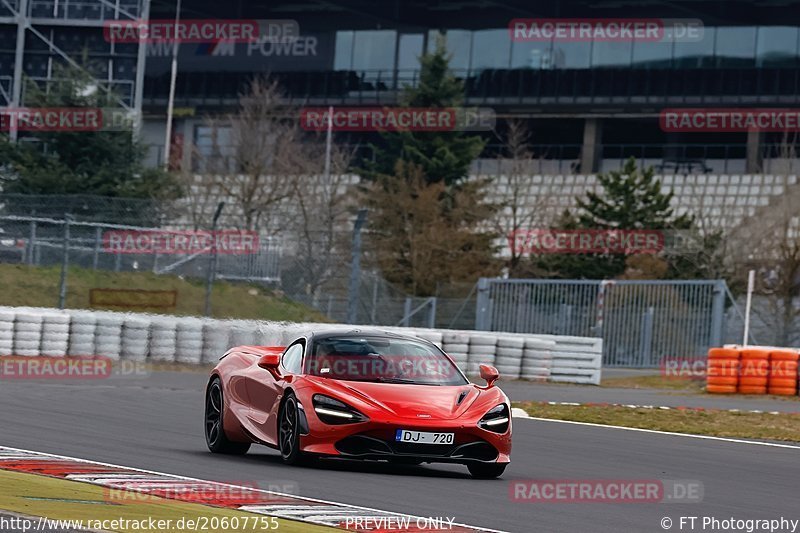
162;0;182;167
132;0;151;137
58;216;71;309
709;280;726;348
92;226;101;270
323;105;333;179
402;298;412;327
346;209;368;324
370;272;378;324
474;278;491;330
9;0;30;141
428;297;437;329
27;219;36;265
204;202;225;317
743;270;755;346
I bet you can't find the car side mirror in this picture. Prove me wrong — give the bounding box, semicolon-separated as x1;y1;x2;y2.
258;354;281;378
479;364;499;388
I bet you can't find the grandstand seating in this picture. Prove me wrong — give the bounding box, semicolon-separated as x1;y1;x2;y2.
478;173;800;234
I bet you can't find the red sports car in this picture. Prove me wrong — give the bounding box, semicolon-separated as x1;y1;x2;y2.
204;330;511;478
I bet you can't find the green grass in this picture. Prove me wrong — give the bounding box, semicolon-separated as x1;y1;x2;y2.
514;401;800;442
0;263;329;322
601;374;705;392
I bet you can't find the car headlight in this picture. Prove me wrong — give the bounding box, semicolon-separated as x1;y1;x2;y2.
478;403;510;433
312;394;368;425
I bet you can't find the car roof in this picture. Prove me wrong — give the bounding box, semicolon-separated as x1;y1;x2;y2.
305;329;432;344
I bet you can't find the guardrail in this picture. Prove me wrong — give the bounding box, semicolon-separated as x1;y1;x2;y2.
0;306;602;384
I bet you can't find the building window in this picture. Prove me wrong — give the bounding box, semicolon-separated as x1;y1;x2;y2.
756;26;799;67
714;26;756;67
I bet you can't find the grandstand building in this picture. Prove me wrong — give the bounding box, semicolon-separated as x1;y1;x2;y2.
138;0;800;179
3;0;800;237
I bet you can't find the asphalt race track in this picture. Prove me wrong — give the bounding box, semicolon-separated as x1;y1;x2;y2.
2;371;799;533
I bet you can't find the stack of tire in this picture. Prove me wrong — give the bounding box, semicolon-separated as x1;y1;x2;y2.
738;348;769;394
121;316;150;361
13;311;43;357
229;321;258;348
175;318;204;364
520;338;555;380
254;323;282;348
494;336;524;379
767;349;799;396
149;317;178;362
202;320;231;364
467;334;497;376
706;347;740;393
415;330;443;350
40;313;70;357
442;331;470;372
0;309;14;356
94;313;124;360
68;312;96;356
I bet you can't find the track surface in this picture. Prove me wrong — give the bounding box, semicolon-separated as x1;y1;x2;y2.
1;371;799;532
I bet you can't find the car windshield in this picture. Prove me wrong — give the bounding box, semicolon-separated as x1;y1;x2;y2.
306;335;468;386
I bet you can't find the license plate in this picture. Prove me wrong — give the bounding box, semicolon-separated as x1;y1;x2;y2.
395;429;454;445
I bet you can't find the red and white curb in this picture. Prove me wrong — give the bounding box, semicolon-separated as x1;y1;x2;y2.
530;401;799;416
0;446;505;533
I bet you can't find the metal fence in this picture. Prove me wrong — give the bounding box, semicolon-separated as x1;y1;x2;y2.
0;215;282;288
475;278;728;367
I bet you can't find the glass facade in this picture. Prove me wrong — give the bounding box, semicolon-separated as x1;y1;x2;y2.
333;26;800;73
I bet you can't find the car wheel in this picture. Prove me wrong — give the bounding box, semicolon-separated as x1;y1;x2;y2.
467;462;507;479
205;377;250;455
278;393;304;465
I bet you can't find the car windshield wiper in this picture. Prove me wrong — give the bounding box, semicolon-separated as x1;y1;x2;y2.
375;377;440;385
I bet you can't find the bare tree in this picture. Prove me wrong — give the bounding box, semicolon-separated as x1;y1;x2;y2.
730;133;800;345
198;78;305;232
287;140;356;302
491;120;558;276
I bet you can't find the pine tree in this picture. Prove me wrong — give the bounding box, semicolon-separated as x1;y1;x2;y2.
0;63;179;201
362;35;484;185
532;157;693;279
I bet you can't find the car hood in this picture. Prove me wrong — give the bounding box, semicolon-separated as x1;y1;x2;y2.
304;377;483;420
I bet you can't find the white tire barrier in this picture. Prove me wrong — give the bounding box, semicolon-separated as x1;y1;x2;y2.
520;337;556;380
414;330;443;348
0;306;602;384
467;334;497;374
68;312;96;356
254;324;283;348
533;335;603;385
175;318;204;364
121;317;151;361
495;340;524;380
202;321;232;364
40;313;70;357
149;318;178;362
94;314;123;360
442;331;471;345
0;310;13;356
442;342;469;367
229;322;258;348
14;312;43;356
